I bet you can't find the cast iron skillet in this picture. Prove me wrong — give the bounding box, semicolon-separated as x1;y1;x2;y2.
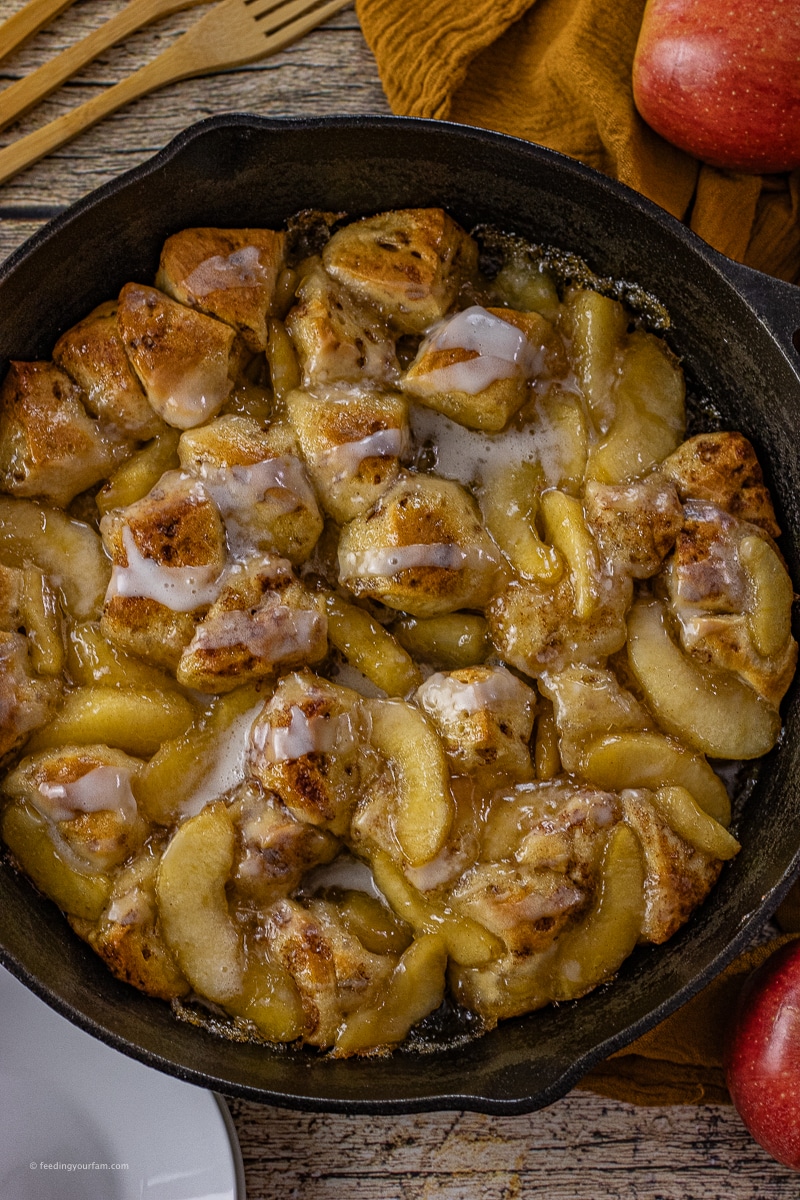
2;115;800;1115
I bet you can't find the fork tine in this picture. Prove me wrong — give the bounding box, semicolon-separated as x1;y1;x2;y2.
254;0;351;37
240;0;297;15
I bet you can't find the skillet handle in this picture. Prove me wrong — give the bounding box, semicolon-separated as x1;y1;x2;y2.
714;255;800;369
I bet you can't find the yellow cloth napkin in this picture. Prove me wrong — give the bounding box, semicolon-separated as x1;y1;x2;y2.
578;934;798;1106
355;0;800;1102
356;0;800;283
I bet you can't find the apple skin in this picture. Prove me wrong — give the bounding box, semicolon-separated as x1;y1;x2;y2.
725;939;800;1170
632;0;800;173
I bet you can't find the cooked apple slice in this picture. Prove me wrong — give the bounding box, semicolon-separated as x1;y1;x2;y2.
96;429;181;516
393;613;491;671
551;822;645;1000
367;699;454;866
336;890;413;956
19;567;64;676
369;850;503;966
539;489;601;618
335;932;447;1054
156;801;243;1003
227;956;306;1042
0;497;110;621
324;592;421;697
650;786;741;861
135;687;261;824
740;534;794;659
579;730;730;826
480;461;563;584
26;686;196;759
565;287;628;432
627;598;780;760
585;330;684;483
1;803;112;921
66;621;177;691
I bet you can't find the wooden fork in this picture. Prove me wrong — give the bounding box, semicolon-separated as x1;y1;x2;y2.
0;0;76;65
0;0;352;186
0;0;210;133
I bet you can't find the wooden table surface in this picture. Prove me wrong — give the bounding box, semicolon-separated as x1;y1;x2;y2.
1;3;798;1196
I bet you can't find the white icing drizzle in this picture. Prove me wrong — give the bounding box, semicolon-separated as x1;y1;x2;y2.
36;765;138;823
107;525;223;612
410;306;543;395
339;542;496;580
181;705;263;818
410;401;570;490
183;245;267;297
417;667;534;718
107;886;154;926
300;853;385;901
317;428;408;483
201;456;317;517
199;455;319;556
189;604;324;662
154;364;232;430
328;660;389;699
672;499;748;610
252;705;359;763
404;847;469;893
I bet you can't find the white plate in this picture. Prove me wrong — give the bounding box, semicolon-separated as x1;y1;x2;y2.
0;964;246;1200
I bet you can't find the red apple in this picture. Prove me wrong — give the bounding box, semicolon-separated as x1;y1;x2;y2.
725;939;800;1169
632;0;800;173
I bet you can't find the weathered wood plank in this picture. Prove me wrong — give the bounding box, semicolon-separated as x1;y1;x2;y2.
226;1093;800;1200
0;3;389;258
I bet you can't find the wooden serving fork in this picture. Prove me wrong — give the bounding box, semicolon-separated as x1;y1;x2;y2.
0;0;210;133
0;0;352;186
0;0;76;65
